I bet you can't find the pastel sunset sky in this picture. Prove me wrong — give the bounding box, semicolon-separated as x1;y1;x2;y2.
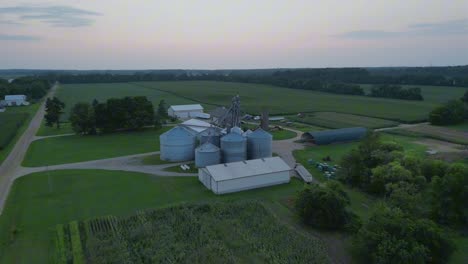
1;0;467;69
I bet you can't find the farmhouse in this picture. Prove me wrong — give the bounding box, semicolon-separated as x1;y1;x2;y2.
168;104;204;119
4;95;29;106
301;127;367;145
198;157;291;194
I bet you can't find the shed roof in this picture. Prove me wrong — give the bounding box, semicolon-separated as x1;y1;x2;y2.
181;118;213;133
5;95;26;100
302;127;367;145
169;104;203;111
204;157;290;181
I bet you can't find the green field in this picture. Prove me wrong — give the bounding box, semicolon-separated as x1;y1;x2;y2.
271;128;297;140
360;84;467;104
23;127;170;167
55;83;200;120
447;121;468;132
57;201;327;263
289;112;399;129
138;81;453;122
0;104;39;164
36;121;74;136
0;170;308;263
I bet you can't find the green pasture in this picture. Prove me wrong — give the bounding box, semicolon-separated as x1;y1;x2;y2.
36;121;74;136
23;127;170;167
0;169;307;264
271;129;297;140
289;112;399;129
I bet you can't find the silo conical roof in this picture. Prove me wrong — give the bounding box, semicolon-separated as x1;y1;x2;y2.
247;128;272;138
222;131;245;142
161;126;195;139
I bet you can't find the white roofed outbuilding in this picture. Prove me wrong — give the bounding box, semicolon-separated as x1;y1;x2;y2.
198;157;291;194
168;104;204;120
4;95;29;106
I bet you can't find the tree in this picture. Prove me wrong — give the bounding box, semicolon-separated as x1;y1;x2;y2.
154;114;162;130
462;90;468;104
353;206;455;264
44;97;65;128
369;162;414;195
429;100;465;125
430;164;468;228
158;99;168;118
69;103;96;134
295;181;358;230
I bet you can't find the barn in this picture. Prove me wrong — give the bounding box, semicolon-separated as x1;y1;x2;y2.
301;127;367;145
4;95;29;106
198;157;291;194
168;104;204;119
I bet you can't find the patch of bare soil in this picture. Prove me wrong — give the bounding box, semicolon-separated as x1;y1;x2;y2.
406;124;468;144
414;138;465;153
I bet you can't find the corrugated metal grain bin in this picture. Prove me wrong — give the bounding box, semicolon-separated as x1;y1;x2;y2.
160;126;196;162
199;127;222;147
247;128;272;160
195;142;221;168
220;132;247;163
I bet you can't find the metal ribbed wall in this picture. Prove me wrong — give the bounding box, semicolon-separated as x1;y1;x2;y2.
247;128;272;160
199;127;222;147
195;142;221;168
160;126;196;162
220;132;247;163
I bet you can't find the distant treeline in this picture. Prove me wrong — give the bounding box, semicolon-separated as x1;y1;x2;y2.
69;96;155;135
0;77;51;101
369;84;423;101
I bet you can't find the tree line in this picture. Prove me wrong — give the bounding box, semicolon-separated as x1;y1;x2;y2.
295;132;466;263
69;96;156;134
0;77;51;101
429;90;468;125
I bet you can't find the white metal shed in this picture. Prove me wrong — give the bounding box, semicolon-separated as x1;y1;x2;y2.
4;95;29;106
168;104;204;119
198;157;291;194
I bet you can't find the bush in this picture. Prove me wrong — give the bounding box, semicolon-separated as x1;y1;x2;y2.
295;181;358;230
353;206;455;264
429;100;466;125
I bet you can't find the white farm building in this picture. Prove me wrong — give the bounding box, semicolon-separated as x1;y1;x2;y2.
168;104;204;119
4;95;29;106
198;157;291;194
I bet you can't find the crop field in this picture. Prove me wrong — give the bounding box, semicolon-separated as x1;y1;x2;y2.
289;112;399;129
0;104;39;164
137;81;454;122
0;170;307;263
360;84;468;105
55;83;200;120
23;127;170;167
56;201;327;263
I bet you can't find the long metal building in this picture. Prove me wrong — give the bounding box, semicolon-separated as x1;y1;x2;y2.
301;127;367;145
198;157;291;194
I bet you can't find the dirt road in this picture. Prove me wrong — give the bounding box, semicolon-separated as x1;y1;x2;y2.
0;84;57;214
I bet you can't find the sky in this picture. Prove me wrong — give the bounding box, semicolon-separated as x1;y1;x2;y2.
0;0;467;69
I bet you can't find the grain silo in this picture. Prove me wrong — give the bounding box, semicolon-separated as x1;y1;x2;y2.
199;127;222;147
247;128;272;160
160;126;196;162
220;131;247;163
195;142;221;168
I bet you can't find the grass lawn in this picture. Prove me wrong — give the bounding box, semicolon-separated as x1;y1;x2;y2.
0;104;39;165
447;121;468;132
451;235;468;264
164;163;198;173
139;81;449;122
271;129;297;140
23;127;170;167
36;121;74;136
289;112;399;129
281;122;326;132
0;169;307;264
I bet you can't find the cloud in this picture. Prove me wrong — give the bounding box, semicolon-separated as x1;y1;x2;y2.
336;19;468;39
0;5;101;27
0;34;40;41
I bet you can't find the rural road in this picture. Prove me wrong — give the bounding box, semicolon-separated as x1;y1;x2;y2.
12;151;197;179
0;83;58;214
